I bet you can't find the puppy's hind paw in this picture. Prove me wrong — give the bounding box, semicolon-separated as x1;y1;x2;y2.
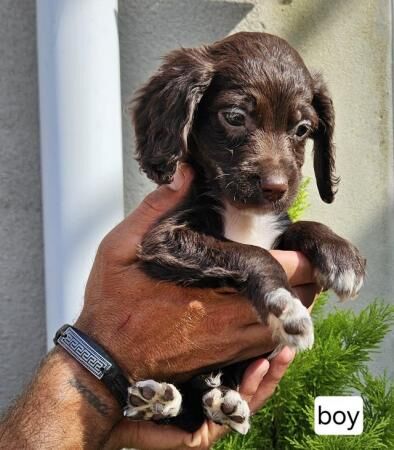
124;380;182;421
202;387;250;435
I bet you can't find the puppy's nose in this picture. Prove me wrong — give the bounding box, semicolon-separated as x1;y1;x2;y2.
261;179;288;201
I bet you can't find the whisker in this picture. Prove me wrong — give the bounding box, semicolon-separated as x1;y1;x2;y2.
213;173;230;180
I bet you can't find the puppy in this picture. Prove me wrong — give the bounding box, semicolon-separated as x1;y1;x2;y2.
123;32;366;434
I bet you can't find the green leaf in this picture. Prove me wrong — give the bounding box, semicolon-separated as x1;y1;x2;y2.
288;177;311;222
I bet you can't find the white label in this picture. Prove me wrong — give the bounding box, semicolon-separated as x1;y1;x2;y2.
314;396;363;435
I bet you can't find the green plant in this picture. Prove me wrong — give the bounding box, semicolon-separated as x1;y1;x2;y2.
214;180;394;450
287;177;311;222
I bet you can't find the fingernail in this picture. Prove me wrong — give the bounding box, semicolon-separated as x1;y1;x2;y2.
280;346;296;365
169;166;185;191
258;360;270;381
184;432;201;447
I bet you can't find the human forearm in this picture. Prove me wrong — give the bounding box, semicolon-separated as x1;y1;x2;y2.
0;348;121;450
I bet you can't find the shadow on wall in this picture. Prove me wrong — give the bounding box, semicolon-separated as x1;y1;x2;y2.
118;0;254;85
277;0;347;50
118;0;254;212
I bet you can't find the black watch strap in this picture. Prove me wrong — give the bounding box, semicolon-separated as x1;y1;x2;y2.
54;324;129;409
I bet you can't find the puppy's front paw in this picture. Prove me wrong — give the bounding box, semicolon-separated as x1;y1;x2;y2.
313;241;366;301
203;387;250;435
266;288;314;352
124;380;182;421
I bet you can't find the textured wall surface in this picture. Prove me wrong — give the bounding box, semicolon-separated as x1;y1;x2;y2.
0;0;46;413
0;0;392;415
119;0;393;375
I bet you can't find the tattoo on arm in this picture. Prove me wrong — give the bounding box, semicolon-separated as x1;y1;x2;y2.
69;378;111;417
0;351;119;449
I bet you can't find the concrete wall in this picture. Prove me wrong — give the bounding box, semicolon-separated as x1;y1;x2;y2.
0;0;46;412
0;0;392;413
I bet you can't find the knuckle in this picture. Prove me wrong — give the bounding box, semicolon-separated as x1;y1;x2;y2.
97;233;118;259
141;192;167;216
269;372;283;386
97;237;111;256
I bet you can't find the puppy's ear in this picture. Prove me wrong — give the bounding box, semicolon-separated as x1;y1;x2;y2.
311;74;340;203
131;47;214;184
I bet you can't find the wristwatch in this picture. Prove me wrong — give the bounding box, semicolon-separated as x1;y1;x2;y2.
54;324;130;409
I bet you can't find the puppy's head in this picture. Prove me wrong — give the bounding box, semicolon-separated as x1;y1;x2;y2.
132;32;339;212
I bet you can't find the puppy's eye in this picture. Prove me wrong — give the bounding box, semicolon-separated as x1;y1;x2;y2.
222;111;245;127
294;121;312;139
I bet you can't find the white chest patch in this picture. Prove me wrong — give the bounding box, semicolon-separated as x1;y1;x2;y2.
223;203;283;250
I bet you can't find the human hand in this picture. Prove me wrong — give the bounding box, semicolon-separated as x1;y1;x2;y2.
103;347;295;450
76;164;317;382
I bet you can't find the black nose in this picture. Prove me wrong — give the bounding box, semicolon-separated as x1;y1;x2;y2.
261;181;288;202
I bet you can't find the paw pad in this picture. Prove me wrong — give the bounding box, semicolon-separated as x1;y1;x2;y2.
203;388;250;435
124;380;182;421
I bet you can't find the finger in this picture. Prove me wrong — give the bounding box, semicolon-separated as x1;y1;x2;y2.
270;250;314;286
249;346;295;413
184;421;210;448
293;283;321;311
103;164;194;263
185;419;235;448
239;358;270;402
104;419;190;450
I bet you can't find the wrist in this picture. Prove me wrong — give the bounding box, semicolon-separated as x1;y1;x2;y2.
0;348;122;450
54;345;121;414
55;324;130;409
74;316;141;380
51;347;122;445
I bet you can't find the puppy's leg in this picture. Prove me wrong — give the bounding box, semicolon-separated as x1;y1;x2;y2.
124;380;182;421
275;221;366;301
140;220;313;353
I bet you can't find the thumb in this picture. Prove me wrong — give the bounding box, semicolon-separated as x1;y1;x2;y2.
103;164;194;263
136;163;193;225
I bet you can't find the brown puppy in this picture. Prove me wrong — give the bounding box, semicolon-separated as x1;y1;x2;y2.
125;32;366;434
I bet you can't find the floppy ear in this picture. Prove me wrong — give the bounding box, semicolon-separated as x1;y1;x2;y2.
311;74;340;203
131;47;214;184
